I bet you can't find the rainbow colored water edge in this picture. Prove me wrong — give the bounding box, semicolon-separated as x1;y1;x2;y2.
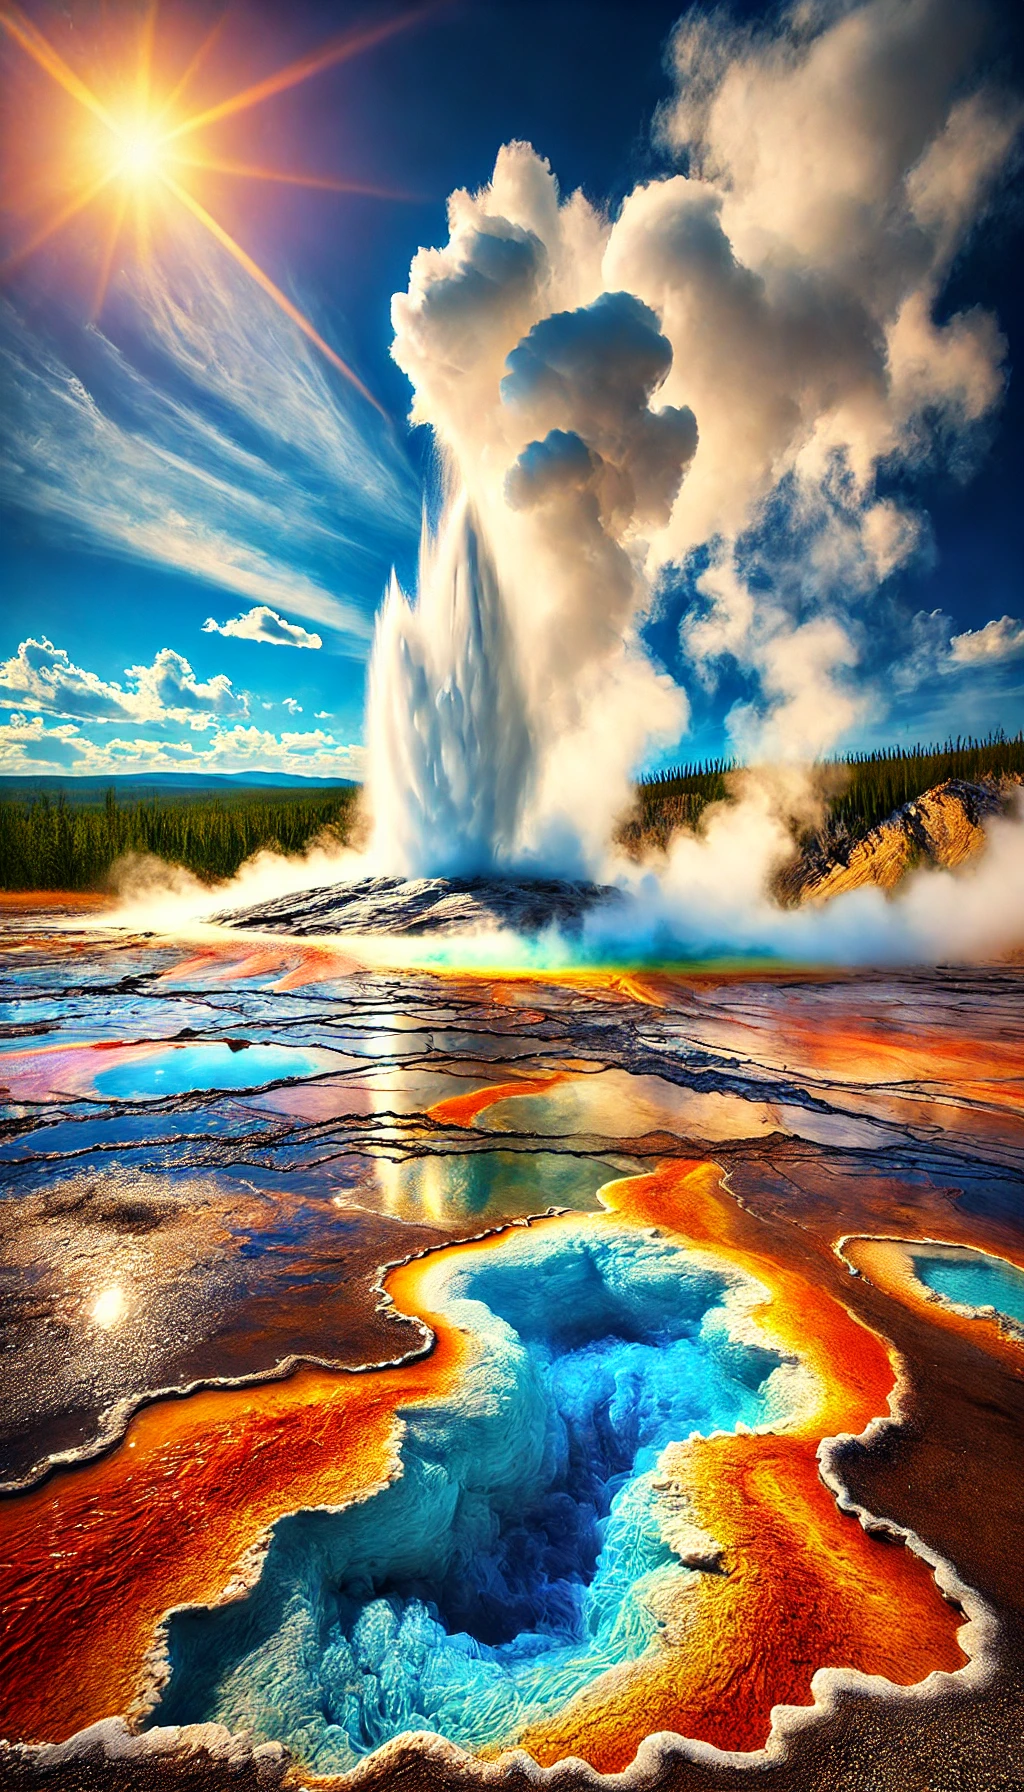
0;912;1022;1788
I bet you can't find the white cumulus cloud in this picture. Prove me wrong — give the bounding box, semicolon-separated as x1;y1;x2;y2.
203;606;323;650
0;637;249;729
949;615;1024;666
0;714;365;779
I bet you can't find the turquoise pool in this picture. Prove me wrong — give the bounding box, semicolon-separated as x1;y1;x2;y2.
913;1251;1024;1325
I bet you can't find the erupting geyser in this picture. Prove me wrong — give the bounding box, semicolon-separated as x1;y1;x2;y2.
366;495;534;877
363;193;700;881
353;118;1024;945
214;44;1024;954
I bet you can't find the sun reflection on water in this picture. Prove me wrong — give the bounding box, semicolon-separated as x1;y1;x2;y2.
90;1286;127;1329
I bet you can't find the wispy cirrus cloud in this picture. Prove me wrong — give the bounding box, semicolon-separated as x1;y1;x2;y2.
0;217;419;649
203;605;322;649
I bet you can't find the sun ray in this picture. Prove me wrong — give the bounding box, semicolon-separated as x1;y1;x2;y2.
167;150;414;200
165;4;430;142
155;11;229;124
90;185;128;320
133;178;155;268
135;0;159;115
159;170;384;413
1;169;117;277
0;4;117;131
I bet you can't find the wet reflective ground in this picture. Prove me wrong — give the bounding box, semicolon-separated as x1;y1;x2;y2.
1;909;1023;1787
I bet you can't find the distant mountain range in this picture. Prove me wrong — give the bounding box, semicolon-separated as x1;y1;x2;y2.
0;772;357;802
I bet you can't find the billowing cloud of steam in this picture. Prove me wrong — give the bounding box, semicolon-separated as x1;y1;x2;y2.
101;835;367;937
364;0;1020;910
588;785;1024;966
635;0;1020;758
367;147;694;876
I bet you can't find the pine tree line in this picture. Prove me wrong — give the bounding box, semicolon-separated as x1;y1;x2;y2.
2;732;1021;890
0;786;359;891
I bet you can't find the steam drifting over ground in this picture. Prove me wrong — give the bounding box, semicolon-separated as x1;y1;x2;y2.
96;782;1024;969
591;785;1024;965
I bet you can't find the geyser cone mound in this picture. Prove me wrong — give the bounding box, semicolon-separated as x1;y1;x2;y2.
215;874;622;938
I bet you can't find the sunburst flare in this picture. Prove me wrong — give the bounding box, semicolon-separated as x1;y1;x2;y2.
0;1;426;407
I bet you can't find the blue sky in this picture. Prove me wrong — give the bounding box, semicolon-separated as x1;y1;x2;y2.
1;0;1022;781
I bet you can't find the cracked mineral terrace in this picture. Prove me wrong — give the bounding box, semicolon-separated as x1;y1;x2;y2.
0;907;1022;1792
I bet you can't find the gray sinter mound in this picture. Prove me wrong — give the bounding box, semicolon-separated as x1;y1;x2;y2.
213;874;623;937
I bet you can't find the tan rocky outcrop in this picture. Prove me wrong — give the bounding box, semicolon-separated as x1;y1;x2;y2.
793;777;1021;905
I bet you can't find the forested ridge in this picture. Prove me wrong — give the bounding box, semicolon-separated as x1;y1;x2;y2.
2;735;1021;890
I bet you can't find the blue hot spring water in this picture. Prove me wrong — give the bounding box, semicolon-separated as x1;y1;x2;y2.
913;1250;1024;1324
152;1221;796;1770
92;1042;330;1100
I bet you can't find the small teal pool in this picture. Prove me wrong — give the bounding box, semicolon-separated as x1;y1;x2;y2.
913;1251;1024;1325
93;1042;338;1100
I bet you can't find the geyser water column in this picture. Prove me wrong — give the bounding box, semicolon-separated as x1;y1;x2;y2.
366;494;534;877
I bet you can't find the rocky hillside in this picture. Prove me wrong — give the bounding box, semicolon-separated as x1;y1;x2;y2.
626;738;1024;886
777;776;1020;904
620;773;1021;905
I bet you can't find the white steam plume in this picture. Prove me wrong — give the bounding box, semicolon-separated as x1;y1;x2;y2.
367;147;693;876
364;0;1020;903
614;0;1020;758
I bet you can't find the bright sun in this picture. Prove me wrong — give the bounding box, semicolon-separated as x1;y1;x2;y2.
0;1;420;406
114;122;165;183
